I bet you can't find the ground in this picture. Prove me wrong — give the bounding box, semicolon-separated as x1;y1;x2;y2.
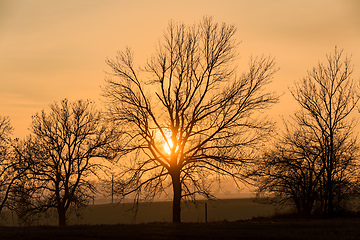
1;217;359;240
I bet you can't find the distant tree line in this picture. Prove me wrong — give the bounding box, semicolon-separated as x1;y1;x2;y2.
0;17;359;226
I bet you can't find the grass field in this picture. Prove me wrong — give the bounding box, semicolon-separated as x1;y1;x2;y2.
0;198;277;226
78;198;277;225
0;199;359;239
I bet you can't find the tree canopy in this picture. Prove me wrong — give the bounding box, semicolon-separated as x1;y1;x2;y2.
103;17;278;222
254;48;360;215
16;99;116;225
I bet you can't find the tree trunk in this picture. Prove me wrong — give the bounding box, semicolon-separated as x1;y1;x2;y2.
327;177;334;215
328;126;334;215
171;171;181;223
58;207;67;226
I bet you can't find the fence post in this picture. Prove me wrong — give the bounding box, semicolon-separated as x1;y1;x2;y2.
205;202;208;223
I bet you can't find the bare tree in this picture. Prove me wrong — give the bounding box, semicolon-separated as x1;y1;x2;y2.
103;17;278;222
292;47;360;214
18;99;116;225
255;47;360;215
0;116;26;215
255;124;328;215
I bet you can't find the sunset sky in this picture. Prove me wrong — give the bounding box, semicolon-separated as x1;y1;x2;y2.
1;0;360;138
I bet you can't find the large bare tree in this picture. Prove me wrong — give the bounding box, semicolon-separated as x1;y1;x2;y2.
18;99;116;225
103;17;278;222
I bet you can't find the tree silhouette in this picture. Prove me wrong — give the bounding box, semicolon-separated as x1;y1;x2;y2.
103;17;278;222
17;99;116;225
255;125;329;215
255;48;360;215
0;116;26;215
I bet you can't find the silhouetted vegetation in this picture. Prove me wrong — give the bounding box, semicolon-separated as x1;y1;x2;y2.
253;48;360;216
0;116;28;215
103;16;278;222
1;16;360;231
12;99;117;225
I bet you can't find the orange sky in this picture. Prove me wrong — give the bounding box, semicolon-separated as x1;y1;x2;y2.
1;0;360;138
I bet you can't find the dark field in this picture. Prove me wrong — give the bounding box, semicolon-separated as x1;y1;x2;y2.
1;218;360;240
1;199;359;239
0;198;277;226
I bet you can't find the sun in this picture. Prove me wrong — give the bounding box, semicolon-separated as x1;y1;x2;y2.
163;137;179;155
163;139;173;155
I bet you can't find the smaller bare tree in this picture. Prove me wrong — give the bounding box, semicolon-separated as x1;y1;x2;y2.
0;116;27;215
17;99;116;225
291;47;360;214
254;48;360;215
254;124;327;215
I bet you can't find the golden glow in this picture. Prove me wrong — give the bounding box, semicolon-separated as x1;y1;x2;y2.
2;1;360;143
164;139;173;155
162;133;179;155
1;0;358;201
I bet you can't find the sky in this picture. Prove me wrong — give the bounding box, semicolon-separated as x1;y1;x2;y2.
1;0;360;140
